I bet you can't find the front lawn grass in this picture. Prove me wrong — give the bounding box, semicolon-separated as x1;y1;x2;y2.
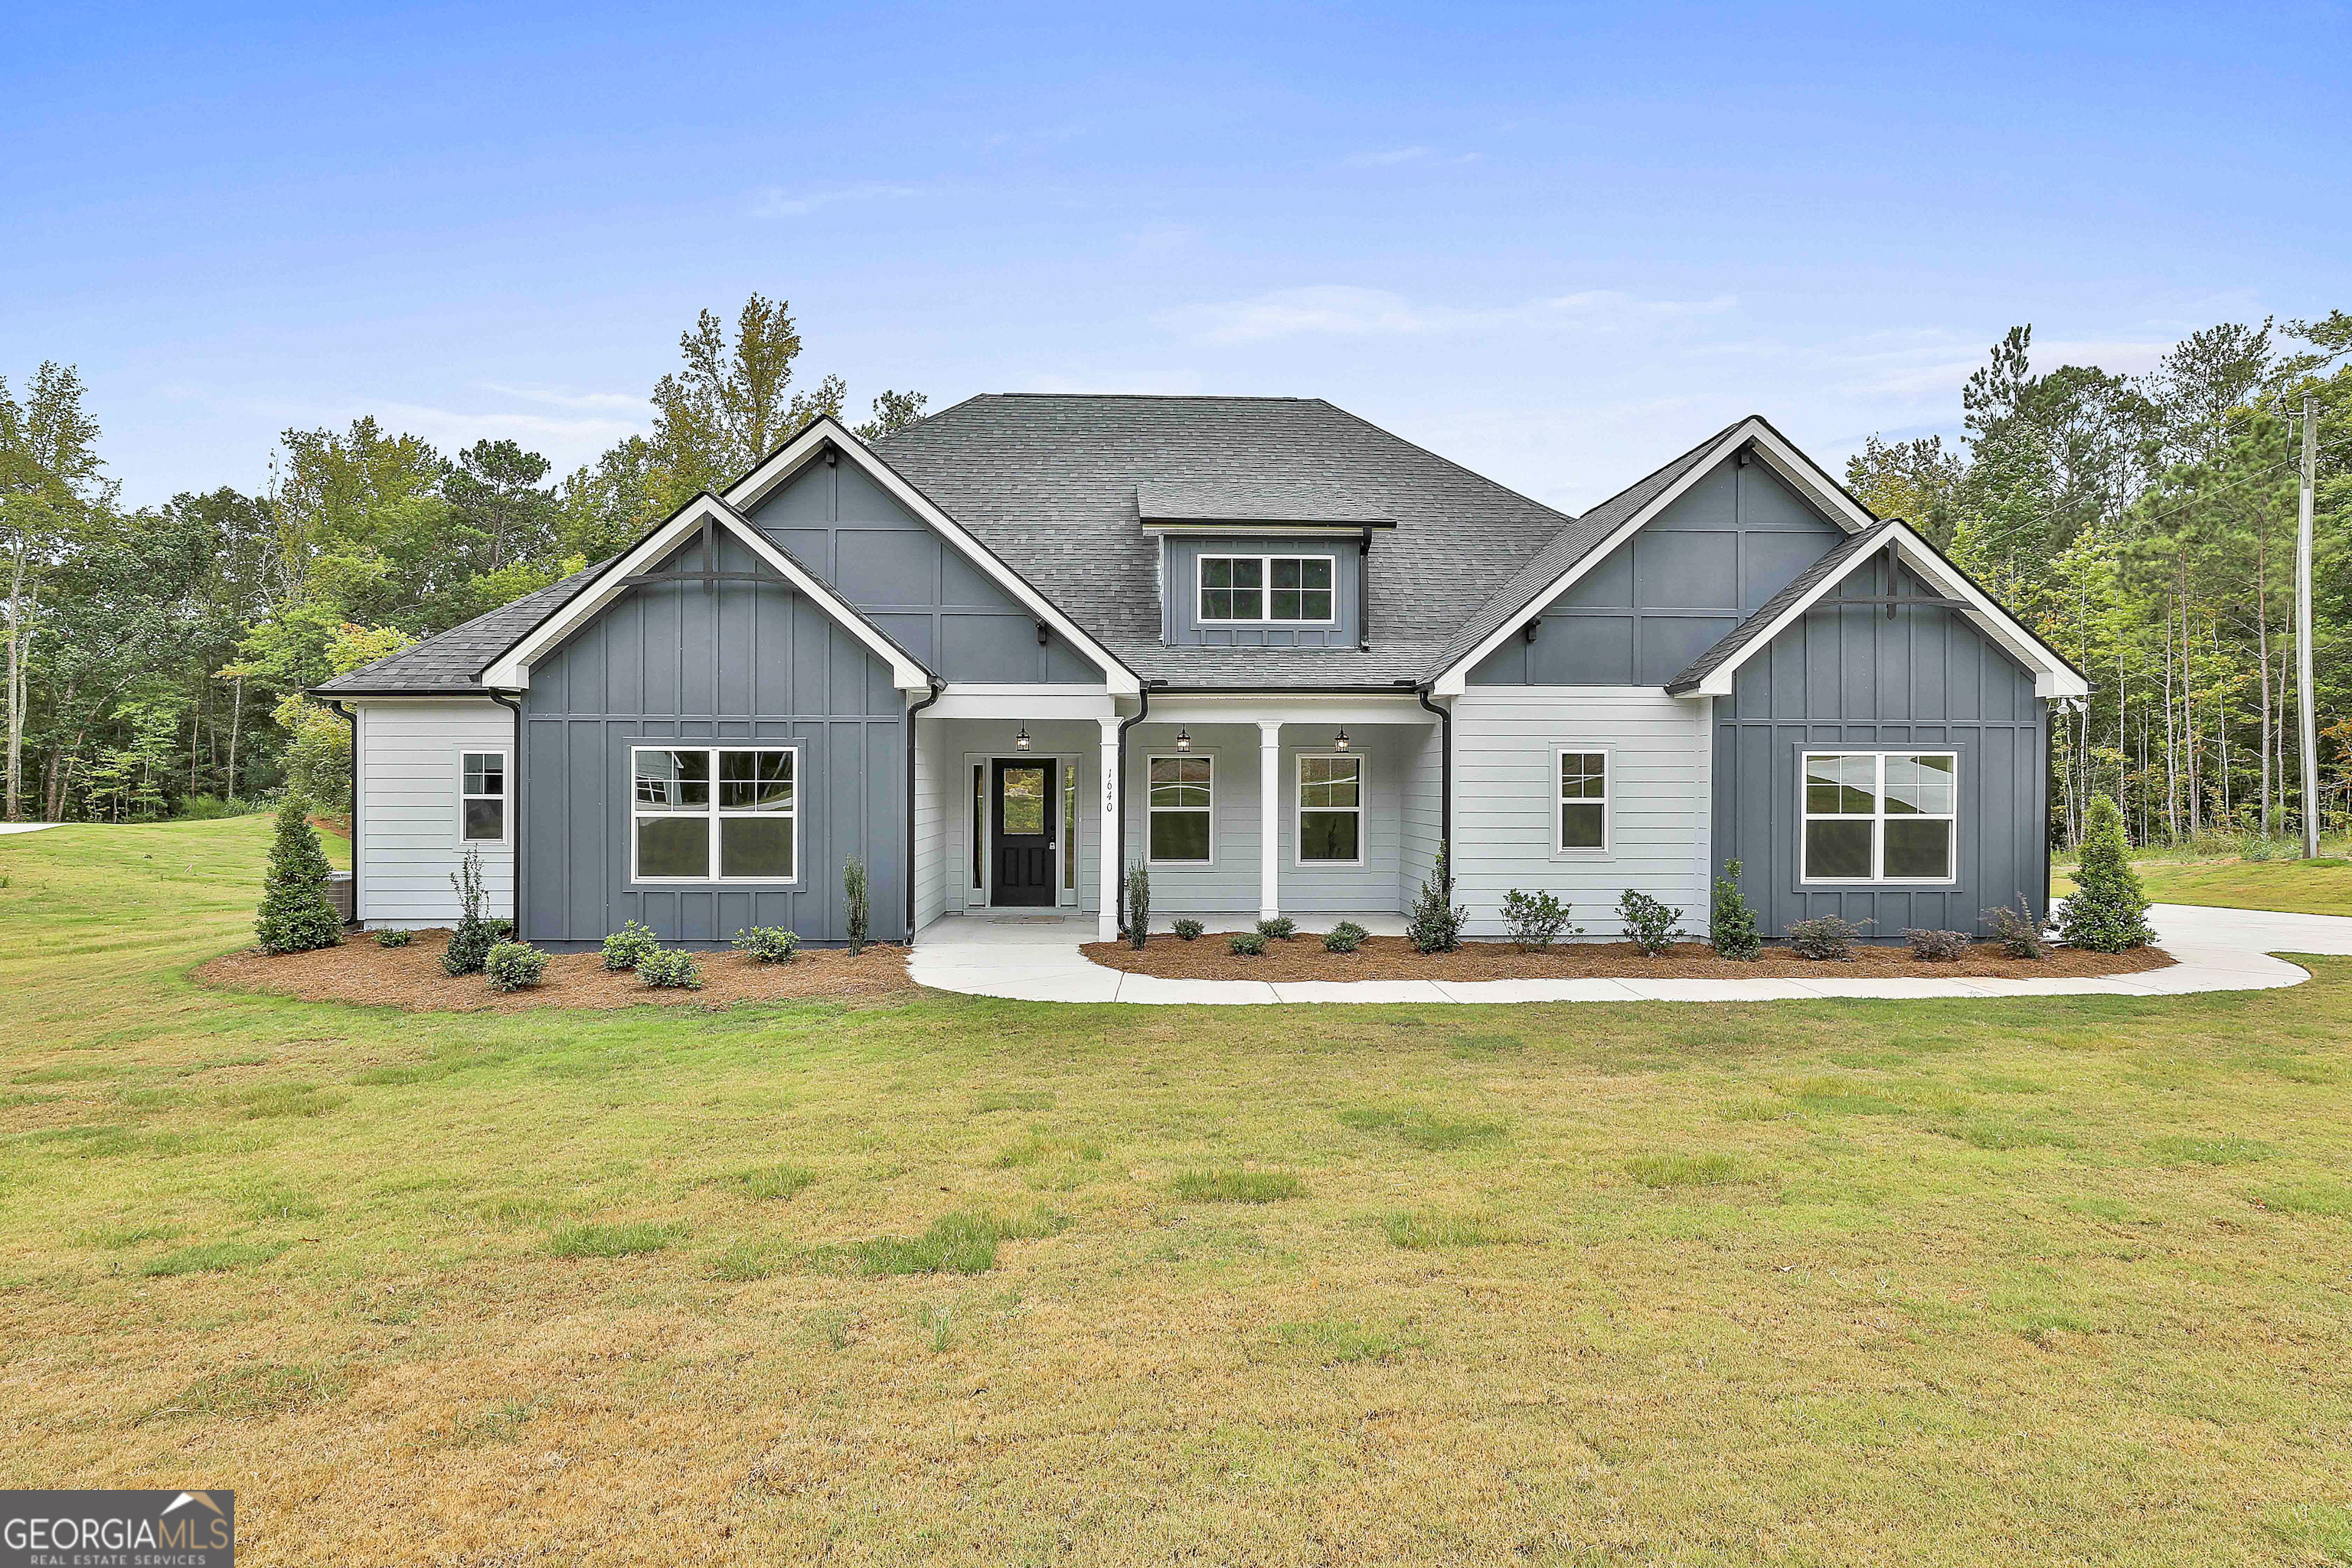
2052;841;2352;916
7;815;2352;1563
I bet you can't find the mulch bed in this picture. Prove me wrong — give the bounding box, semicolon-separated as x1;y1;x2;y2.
197;928;916;1012
1080;935;2176;983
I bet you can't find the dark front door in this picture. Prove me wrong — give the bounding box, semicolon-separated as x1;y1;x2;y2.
991;758;1057;906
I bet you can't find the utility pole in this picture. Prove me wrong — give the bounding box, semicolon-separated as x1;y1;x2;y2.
2298;392;2322;860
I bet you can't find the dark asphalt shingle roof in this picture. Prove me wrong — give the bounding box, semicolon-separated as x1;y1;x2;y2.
313;563;609;696
1663;522;1893;695
1135;478;1395;525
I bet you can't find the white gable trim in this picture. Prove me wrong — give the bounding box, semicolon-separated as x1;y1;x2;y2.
479;493;933;692
725;416;1142;696
1684;521;2089;700
1429;417;1877;697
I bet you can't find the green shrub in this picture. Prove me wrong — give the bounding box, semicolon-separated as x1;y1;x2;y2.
1125;861;1151;950
1256;916;1297;941
601;920;658;971
1615;889;1683;956
1710;858;1762;961
1406;848;1465;954
1500;889;1577;951
1228;932;1267;956
635;948;703;989
1788;913;1867;961
1330;920;1369;943
374;927;413;948
1984;897;2050;959
441;848;498;975
1172;918;1204;942
1322;926;1362;954
731;925;800;963
2057;795;2154;952
254;795;343;954
843;855;870;954
1903;928;1971;962
483;940;548;991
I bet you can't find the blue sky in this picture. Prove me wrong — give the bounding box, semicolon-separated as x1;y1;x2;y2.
9;2;2348;512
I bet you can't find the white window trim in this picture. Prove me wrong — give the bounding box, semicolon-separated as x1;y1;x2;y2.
458;748;510;846
1552;746;1612;858
1798;750;1959;885
628;744;803;886
1145;752;1217;866
1194;552;1338;626
1294;750;1365;868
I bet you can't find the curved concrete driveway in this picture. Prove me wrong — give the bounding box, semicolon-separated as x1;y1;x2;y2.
907;904;2352;1006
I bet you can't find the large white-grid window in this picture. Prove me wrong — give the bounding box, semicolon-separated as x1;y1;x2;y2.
631;746;799;883
459;750;508;843
1801;752;1956;883
1556;750;1608;852
1296;753;1363;864
1148;755;1214;863
1197;554;1335;624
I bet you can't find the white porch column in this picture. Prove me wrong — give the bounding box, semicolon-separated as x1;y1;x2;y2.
1097;717;1122;942
1258;720;1282;921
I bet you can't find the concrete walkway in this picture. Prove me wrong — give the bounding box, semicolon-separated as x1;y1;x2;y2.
906;904;2352;1006
0;822;60;836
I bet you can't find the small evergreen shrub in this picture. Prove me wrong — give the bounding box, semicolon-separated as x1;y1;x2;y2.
1256;916;1297;942
602;920;658;971
254;795;343;954
1787;913;1867;961
1499;889;1577;951
1323;926;1363;954
1329;920;1369;943
1903;928;1971;962
1984;897;2050;959
731;926;800;963
1615;889;1683;956
441;848;498;975
1171;918;1204;942
1228;932;1268;956
636;947;704;989
1406;848;1465;954
1709;858;1762;962
2056;795;2154;952
483;940;548;991
373;928;413;949
843;856;870;954
1125;861;1151;950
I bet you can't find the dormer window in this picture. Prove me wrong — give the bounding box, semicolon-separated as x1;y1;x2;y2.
1197;554;1334;625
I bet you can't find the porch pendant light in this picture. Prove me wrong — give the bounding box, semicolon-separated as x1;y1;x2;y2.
1174;727;1192;753
1014;724;1031;752
1332;729;1350;752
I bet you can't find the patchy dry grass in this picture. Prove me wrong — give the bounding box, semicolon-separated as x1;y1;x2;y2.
7;817;2352;1563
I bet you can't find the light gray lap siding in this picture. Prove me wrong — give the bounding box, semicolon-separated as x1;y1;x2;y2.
518;532;908;949
1711;554;2049;941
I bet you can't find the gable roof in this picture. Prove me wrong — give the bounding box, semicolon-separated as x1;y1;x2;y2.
1424;415;1881;694
313;564;609;697
1663;518;2090;700
874;395;1573;688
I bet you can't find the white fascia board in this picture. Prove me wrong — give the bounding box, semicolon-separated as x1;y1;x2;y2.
724;416;1142;696
1687;522;2089;699
480;494;932;691
1142;693;1431;728
1429;416;1879;697
928;687;1118;720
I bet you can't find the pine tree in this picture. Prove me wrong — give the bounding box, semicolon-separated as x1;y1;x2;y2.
1710;858;1762;961
255;795;342;953
2056;795;2154;952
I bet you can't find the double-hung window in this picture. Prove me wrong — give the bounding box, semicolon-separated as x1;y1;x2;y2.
1296;753;1362;864
1801;752;1956;882
1148;755;1213;863
459;751;507;843
1197;554;1334;624
631;746;799;882
1557;750;1607;852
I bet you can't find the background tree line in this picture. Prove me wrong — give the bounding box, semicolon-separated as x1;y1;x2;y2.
0;294;923;823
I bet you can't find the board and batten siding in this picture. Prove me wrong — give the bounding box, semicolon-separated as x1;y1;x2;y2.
1449;688;1712;938
355;697;517;926
1711;554;2049;939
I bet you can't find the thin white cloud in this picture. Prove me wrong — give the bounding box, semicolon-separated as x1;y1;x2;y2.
746;182;923;218
474;381;643;412
1172;284;1736;345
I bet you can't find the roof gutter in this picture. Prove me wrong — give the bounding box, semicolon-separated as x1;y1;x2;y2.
905;678;944;942
322;699;359;925
488;690;523;935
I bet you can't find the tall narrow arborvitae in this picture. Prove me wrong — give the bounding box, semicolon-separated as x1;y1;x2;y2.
2056;795;2154;952
255;795;343;954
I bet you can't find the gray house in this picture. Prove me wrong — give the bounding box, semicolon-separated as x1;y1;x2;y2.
314;399;2086;949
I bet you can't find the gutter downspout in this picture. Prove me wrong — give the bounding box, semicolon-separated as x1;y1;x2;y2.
488;691;523;936
905;679;943;943
1112;684;1153;934
1414;683;1452;876
1357;528;1373;651
324;699;358;925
